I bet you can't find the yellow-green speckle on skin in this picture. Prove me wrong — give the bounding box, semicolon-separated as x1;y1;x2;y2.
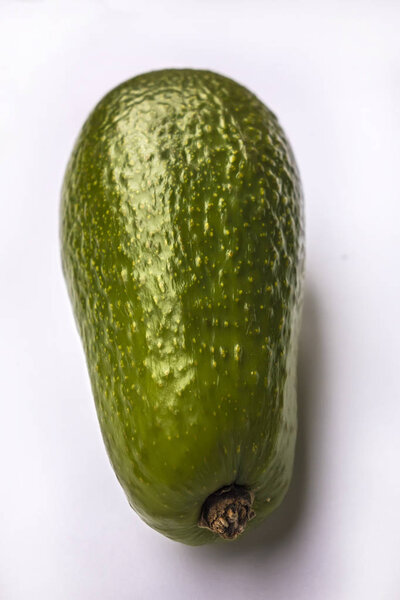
60;68;305;546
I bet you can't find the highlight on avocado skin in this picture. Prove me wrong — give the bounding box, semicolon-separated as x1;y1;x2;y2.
60;69;305;545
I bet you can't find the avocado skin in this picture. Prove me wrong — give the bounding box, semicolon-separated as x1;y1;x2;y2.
61;69;305;545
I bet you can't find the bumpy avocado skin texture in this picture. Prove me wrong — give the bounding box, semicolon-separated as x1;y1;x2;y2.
61;69;305;545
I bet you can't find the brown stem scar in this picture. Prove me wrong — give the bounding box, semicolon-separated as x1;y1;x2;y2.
198;484;255;540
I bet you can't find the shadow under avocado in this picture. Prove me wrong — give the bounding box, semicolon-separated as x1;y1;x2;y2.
192;279;324;557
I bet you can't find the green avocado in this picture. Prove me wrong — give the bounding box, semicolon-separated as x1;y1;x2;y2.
60;69;305;545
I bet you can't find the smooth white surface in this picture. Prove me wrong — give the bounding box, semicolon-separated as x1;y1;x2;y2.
1;2;399;598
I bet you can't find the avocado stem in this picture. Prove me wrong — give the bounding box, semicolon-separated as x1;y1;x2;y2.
198;484;255;540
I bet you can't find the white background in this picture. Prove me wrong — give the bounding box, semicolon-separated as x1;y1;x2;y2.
1;1;399;598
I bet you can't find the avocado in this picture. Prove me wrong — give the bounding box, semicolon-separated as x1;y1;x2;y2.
60;69;305;545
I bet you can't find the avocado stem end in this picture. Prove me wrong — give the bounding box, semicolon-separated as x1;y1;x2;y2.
198;484;255;540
